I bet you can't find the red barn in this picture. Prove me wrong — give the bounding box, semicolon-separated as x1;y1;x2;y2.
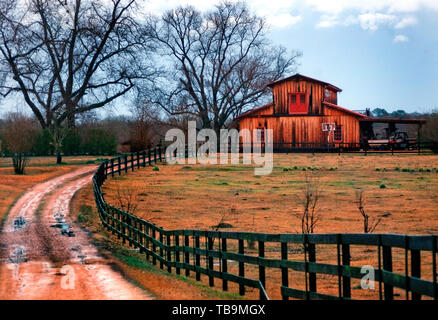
235;74;425;151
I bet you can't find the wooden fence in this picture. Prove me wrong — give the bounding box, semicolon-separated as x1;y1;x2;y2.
92;147;438;300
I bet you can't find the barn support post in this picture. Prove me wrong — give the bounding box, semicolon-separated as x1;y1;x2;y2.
418;124;422;155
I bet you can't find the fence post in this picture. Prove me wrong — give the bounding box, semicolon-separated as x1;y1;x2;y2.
152;229;157;265
411;248;421;300
433;235;437;300
131;153;134;172
145;225;150;261
117;210;121;240
308;243;317;293
167;234;172;273
185;234;190;276
154;147;157;164
258;240;266;299
118;156;121;175
382;245;394;300
281;242;288;300
111;159;114;177
342;243;351;299
124;155;128;173
195;235;201;281
175;235;180;275
148;149;152;166
238;239;245;296
159;232;164;269
159;144;163;162
208;236;214;287
222;237;228;291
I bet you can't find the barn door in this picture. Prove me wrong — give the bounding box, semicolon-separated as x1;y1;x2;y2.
289;93;307;114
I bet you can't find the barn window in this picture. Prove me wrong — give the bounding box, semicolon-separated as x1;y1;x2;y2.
290;94;296;104
289;93;307;114
334;125;343;141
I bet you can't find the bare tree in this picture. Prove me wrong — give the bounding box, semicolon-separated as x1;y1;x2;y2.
355;189;381;233
0;0;155;129
1;113;37;174
115;184;138;214
298;172;321;234
147;1;301;135
49;125;69;164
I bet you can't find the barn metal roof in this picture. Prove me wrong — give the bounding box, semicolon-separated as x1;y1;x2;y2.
267;73;342;93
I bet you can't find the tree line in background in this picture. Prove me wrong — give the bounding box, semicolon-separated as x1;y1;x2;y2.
0;0;298;173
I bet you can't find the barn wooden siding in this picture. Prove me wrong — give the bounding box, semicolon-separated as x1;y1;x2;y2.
271;79;337;115
238;104;360;145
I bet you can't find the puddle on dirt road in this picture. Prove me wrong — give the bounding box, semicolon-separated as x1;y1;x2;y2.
50;212;75;237
13;217;26;231
8;246;27;264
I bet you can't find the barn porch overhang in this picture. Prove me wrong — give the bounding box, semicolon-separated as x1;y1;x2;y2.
359;118;426;125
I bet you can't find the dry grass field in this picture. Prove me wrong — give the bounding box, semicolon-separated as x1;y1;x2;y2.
103;153;438;235
97;153;438;300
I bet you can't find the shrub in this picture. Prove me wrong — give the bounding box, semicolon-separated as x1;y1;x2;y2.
153;166;160;172
380;184;387;189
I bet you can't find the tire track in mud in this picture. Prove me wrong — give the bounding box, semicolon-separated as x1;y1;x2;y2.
0;166;153;300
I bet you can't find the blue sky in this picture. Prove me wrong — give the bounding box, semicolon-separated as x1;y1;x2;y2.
2;0;438;117
266;4;438;113
143;0;438;114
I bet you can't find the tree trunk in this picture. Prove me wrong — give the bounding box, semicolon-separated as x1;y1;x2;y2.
57;153;62;164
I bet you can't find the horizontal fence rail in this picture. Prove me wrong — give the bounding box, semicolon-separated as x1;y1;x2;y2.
92;147;438;300
240;141;438;155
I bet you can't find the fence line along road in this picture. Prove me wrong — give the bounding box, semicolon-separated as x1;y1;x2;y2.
92;147;438;300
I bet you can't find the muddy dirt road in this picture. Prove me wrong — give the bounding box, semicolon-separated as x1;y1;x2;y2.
0;166;153;300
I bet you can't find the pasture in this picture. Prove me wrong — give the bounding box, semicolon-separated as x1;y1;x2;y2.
99;153;438;300
102;153;438;235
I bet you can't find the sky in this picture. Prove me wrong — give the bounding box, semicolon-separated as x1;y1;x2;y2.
1;0;438;117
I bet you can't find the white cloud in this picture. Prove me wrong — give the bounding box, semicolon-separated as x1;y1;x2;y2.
307;0;438;14
141;0;437;31
395;16;418;28
266;14;302;28
358;13;397;31
393;34;409;43
316;15;339;28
